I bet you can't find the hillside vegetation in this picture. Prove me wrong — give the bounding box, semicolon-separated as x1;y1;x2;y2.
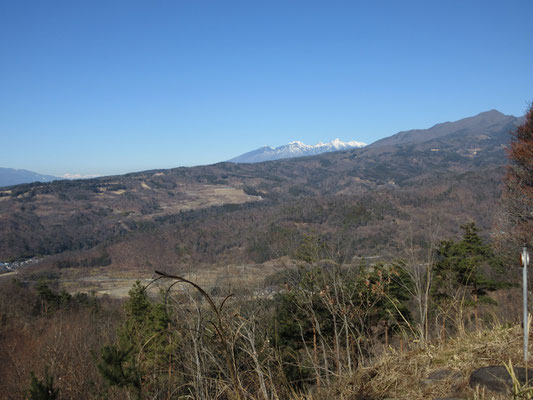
0;109;531;399
0;110;521;275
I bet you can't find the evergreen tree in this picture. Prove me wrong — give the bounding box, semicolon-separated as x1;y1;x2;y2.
272;263;411;385
433;223;506;325
98;281;178;399
28;368;59;400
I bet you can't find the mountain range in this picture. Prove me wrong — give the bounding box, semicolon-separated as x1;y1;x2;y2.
368;109;521;149
1;138;367;187
0;168;58;188
229;138;366;163
3;110;517;186
0;109;523;271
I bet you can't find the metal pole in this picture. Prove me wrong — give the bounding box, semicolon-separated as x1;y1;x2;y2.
523;247;529;362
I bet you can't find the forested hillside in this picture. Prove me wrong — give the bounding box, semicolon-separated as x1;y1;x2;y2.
0;110;520;272
1;108;531;399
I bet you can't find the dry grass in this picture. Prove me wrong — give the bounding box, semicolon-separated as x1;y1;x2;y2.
51;259;291;298
312;324;531;400
58;268;152;297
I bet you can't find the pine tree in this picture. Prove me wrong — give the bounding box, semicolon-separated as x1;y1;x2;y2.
433;223;506;327
98;281;178;399
28;368;59;400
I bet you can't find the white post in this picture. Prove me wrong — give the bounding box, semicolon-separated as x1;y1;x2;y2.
523;247;529;362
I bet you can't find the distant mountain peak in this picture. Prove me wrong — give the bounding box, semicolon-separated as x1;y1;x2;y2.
470;109;512;123
229;138;366;163
0;168;59;188
368;109;519;149
479;109;505;117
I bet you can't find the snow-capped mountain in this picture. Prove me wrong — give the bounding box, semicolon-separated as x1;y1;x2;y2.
229;138;366;163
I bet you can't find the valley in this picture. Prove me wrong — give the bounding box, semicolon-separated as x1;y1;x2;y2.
1;108;531;400
3;3;531;397
0;110;522;301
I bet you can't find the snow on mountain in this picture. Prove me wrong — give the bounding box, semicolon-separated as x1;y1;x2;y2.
229;139;366;163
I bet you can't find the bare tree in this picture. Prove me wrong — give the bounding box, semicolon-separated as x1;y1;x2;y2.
396;221;440;346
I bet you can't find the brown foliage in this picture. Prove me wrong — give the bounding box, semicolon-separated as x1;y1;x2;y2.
0;281;125;399
503;103;533;246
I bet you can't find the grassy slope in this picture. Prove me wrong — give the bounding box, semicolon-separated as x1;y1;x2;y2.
312;323;529;400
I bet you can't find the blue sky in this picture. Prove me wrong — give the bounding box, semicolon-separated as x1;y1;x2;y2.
1;0;532;177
